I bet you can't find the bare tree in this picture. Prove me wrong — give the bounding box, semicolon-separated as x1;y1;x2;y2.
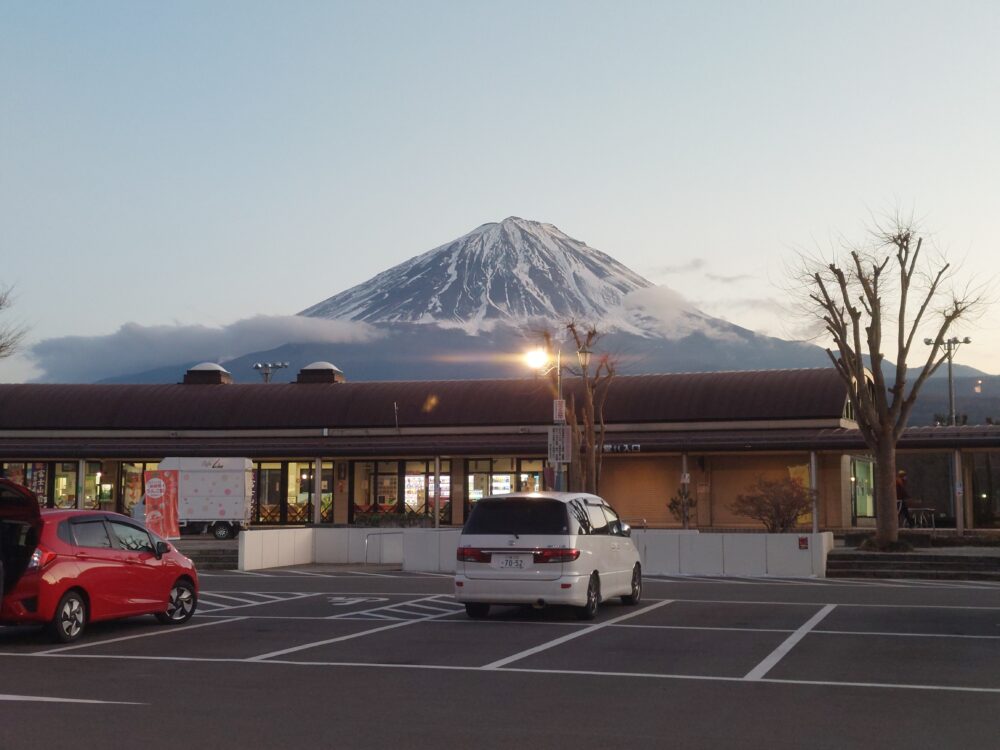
0;284;27;360
801;218;984;548
537;322;616;494
730;476;815;533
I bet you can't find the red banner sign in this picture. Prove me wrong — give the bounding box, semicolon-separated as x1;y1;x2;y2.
144;470;180;539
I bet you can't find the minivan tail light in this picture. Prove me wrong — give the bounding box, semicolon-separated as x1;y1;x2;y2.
27;546;56;572
533;548;580;564
457;546;492;563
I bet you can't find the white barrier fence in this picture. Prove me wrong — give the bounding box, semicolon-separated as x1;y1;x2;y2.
239;527;833;578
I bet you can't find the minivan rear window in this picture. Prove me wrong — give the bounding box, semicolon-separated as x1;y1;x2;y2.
463;499;569;535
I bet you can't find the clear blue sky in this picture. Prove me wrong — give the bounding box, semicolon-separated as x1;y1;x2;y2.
2;1;998;381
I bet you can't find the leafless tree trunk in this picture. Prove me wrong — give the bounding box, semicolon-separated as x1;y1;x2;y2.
0;284;27;360
537;322;616;495
800;217;983;548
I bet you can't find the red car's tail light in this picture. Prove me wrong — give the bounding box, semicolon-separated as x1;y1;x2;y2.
27;546;56;571
532;548;580;563
457;546;492;563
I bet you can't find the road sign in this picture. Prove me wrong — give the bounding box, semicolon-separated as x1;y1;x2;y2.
553;399;566;423
548;424;572;464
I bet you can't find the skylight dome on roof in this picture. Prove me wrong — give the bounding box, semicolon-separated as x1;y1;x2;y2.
302;361;343;372
189;362;230;373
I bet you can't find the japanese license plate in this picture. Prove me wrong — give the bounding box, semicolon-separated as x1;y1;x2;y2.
496;554;530;570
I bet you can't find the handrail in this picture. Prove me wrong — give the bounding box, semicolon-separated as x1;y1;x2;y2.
362;530;404;565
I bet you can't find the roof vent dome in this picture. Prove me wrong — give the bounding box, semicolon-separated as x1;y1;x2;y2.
183;362;233;385
190;362;229;372
296;361;346;384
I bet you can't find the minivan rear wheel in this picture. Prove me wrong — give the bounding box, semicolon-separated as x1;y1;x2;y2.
212;523;234;540
621;564;642;605
577;574;600;620
50;590;87;643
465;603;490;619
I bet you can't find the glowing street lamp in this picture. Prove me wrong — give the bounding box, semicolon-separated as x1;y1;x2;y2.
525;347;567;490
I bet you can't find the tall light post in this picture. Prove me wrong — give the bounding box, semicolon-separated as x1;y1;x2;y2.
925;336;971;533
526;346;566;491
252;361;289;383
924;337;972;426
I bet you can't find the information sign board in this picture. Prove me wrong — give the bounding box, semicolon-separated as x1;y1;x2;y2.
548;424;572;464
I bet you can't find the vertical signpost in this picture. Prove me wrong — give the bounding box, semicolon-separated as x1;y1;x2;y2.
549;396;570;492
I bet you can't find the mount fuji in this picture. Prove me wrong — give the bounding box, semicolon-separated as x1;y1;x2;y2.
299;217;759;343
102;217;831;384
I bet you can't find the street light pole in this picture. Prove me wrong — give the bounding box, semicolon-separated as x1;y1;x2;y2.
924;337;971;426
554;347;563;491
252;361;289;383
925;336;972;533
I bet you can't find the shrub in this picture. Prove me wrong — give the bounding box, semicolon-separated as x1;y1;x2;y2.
730;476;815;533
667;484;696;529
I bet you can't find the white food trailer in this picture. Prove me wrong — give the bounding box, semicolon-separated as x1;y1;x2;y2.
152;457;253;539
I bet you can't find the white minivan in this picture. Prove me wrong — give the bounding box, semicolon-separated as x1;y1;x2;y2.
454;492;642;620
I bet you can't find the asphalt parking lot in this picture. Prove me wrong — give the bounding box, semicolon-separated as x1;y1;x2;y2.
3;569;1000;749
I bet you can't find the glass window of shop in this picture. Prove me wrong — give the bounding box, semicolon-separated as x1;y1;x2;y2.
896;453;954;527
118;462;159;516
351;461;399;515
82;461;109;510
256;462;283;523
519;459;543;493
287;461;334;524
466;458;545;514
350;460;451;520
53;462;78;509
970;451;1000;529
1;463;50;506
286;461;314;524
403;460;451;515
319;463;335;523
375;462;399;513
428;462;451;523
850;458;875;521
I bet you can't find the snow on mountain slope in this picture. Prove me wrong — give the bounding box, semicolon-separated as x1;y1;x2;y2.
300;217;666;333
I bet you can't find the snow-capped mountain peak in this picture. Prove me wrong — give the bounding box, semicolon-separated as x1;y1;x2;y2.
299;218;656;332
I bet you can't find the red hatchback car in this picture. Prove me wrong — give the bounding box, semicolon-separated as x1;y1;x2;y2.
0;478;199;643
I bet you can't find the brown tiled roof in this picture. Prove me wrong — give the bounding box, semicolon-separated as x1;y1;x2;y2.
0;369;848;431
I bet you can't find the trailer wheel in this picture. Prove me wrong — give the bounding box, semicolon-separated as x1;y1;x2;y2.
212;522;234;540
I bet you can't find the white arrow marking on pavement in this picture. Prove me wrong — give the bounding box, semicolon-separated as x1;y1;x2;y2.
0;694;145;705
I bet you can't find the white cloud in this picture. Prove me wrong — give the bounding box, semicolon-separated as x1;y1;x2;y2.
621;286;740;341
27;315;381;383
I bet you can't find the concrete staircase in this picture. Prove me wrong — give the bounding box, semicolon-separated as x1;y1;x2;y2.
827;550;1000;581
173;540;239;571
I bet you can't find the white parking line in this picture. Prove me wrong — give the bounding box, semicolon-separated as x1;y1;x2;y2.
197;592;325;613
238;592;285;601
667;597;1000;612
401;601;464;614
274;569;333;577
326;595;445;620
812;629;1000;641
6;651;1000;695
200;593;266;606
0;693;146;705
37;617;248;654
248;604;457;661
344;570;398;578
482;600;674;670
744;604;836;680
